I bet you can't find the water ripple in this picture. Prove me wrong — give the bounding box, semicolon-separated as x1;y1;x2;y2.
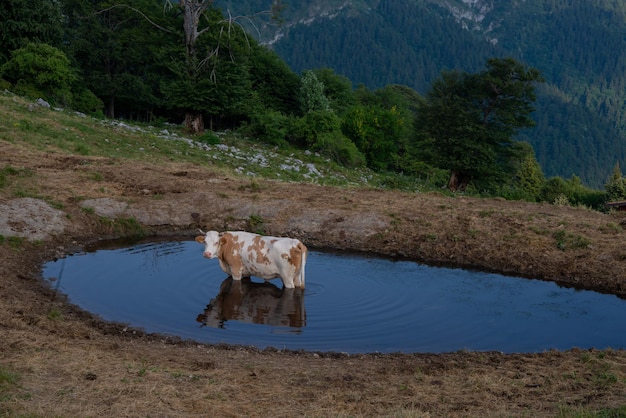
42;240;626;353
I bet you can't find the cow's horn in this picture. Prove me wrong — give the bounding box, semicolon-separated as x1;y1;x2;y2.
197;228;206;235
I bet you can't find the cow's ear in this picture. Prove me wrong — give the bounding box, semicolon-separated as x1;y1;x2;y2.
194;236;205;244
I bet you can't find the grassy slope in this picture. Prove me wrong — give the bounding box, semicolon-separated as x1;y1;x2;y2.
0;92;401;192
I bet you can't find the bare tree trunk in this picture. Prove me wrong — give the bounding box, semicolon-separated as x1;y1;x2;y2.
448;170;471;192
184;112;205;133
185;113;204;134
179;0;213;134
106;96;115;119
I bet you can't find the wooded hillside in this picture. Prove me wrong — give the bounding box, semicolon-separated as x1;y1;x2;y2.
219;0;626;188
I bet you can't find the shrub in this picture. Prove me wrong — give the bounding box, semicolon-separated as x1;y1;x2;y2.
312;132;365;168
72;87;103;115
198;131;220;145
1;43;76;105
244;110;289;147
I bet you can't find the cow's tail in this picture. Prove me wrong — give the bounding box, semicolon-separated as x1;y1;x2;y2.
298;242;307;289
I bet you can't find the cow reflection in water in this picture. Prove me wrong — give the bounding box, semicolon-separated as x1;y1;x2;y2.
197;277;306;328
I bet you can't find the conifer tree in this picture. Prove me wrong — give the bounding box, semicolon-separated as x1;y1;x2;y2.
605;163;626;202
299;70;331;113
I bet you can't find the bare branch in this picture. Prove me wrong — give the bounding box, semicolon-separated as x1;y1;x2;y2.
93;4;175;33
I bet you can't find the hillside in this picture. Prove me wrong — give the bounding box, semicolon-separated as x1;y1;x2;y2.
216;0;626;188
2;89;626;417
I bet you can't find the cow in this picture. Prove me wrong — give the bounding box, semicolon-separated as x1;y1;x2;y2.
195;230;307;289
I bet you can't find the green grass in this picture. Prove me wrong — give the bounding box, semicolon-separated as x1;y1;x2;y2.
0;366;19;388
0;166;20;189
248;214;267;235
553;229;591;251
0;165;35;192
0;235;25;250
0;365;22;405
0;92;430;191
98;216;146;237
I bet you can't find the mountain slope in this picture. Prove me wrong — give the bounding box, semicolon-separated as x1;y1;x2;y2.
215;0;626;189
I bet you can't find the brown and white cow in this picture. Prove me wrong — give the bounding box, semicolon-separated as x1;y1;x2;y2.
195;230;307;289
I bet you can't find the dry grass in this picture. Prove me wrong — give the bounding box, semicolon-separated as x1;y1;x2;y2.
2;97;626;417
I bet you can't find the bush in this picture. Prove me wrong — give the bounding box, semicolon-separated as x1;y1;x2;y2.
540;175;606;210
1;43;76;105
312;132;366;168
244;110;290;147
286;110;365;167
0;77;11;91
197;131;220;145
287;110;340;147
72;88;103;115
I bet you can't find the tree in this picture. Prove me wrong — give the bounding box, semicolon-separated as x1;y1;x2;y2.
312;68;356;115
288;110;365;167
341;85;415;172
1;43;76;106
0;0;63;65
510;141;545;201
62;0;172;119
248;45;300;115
299;70;331;113
174;0;217;132
419;58;544;191
168;0;281;133
342;105;404;171
605;162;626;202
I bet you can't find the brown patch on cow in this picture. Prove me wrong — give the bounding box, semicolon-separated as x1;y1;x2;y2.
194;235;205;244
289;242;307;271
248;236;270;265
217;233;244;278
289;241;307;288
229;233;246;252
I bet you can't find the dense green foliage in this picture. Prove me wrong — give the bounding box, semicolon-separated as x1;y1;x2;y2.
605;164;626;203
2;0;623;210
243;0;626;189
418;58;544;191
0;43;102;112
0;0;63;64
62;0;174;119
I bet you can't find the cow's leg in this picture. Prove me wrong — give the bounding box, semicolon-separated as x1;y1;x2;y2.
291;273;301;289
299;273;305;289
281;270;295;289
291;244;306;289
294;267;305;289
231;268;244;281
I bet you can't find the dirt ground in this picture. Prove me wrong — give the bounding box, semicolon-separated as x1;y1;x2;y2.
1;140;626;417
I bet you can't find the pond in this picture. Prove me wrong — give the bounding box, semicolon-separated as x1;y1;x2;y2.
42;239;626;354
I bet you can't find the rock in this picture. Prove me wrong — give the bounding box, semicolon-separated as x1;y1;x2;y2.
35;98;50;108
0;198;67;240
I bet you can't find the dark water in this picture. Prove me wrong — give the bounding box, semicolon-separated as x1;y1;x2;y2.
42;240;626;354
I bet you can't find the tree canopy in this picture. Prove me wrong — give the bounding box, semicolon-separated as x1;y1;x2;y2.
419;58;544;191
0;0;63;65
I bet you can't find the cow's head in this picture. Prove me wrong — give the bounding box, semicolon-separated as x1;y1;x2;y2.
195;230;221;259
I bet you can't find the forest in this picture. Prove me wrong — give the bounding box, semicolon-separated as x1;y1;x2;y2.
1;0;625;209
248;0;626;189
